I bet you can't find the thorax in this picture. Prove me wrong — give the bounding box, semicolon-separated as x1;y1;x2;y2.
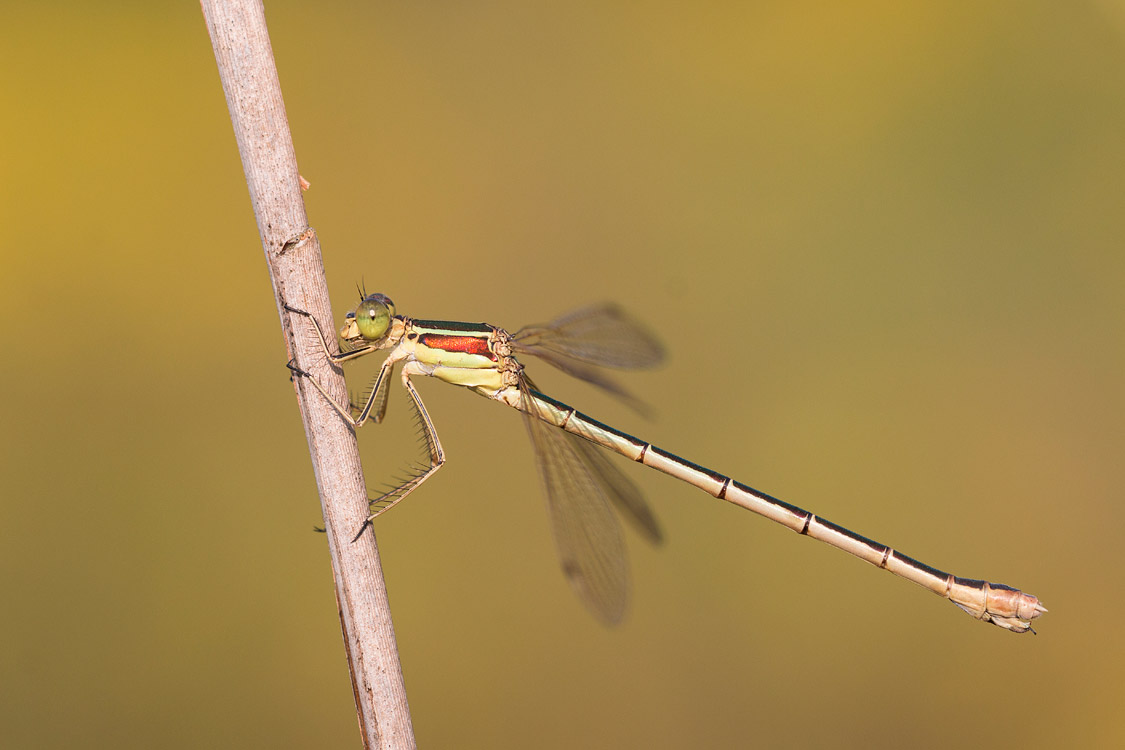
396;318;522;394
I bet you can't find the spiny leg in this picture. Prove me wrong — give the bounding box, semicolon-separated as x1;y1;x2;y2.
354;361;394;426
288;358;395;429
352;371;446;540
288;361;445;540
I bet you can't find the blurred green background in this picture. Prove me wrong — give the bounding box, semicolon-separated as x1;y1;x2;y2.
3;2;1122;748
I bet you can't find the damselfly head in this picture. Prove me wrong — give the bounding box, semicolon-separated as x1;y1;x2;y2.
341;293;396;343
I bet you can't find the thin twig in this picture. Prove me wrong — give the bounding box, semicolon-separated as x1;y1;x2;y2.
201;2;415;747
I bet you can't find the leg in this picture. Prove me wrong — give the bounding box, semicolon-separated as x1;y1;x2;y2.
288;358;395;430
353;371;446;539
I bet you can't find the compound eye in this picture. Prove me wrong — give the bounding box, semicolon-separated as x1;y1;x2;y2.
354;294;394;340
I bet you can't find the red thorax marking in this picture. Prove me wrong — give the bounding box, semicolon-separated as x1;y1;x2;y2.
419;333;495;360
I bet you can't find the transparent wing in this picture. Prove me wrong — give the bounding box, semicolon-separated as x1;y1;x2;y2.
520;379;661;625
567;424;663;546
513;303;664;368
522;384;628;624
513;304;665;407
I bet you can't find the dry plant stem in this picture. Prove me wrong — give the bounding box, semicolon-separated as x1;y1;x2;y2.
201;1;415;747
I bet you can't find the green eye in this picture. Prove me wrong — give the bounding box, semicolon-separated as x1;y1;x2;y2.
354;294;395;340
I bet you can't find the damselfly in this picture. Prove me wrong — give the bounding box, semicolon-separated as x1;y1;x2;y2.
286;293;1045;632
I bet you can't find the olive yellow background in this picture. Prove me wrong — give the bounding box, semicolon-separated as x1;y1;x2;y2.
3;2;1122;748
